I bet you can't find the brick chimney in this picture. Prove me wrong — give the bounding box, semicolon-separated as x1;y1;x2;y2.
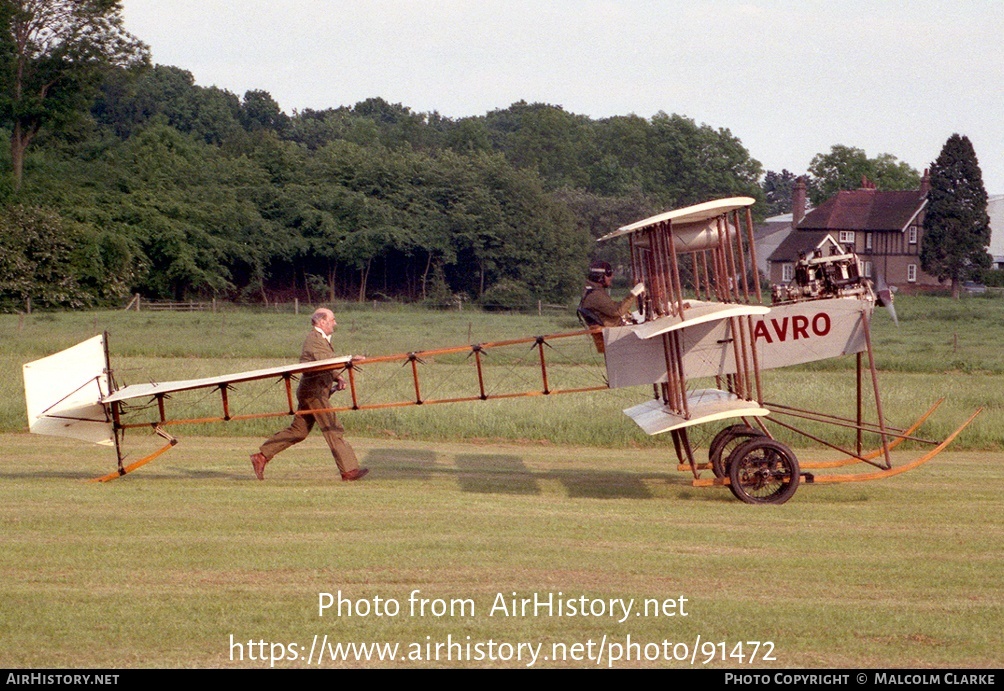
792;177;807;227
919;168;930;196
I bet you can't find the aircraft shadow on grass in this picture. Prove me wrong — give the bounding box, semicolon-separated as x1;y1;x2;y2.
365;448;666;500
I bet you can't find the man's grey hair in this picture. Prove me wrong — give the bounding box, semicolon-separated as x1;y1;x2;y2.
311;308;333;325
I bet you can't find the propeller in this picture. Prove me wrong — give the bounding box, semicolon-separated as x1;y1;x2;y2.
874;271;898;326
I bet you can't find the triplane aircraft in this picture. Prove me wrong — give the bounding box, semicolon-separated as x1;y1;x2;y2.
23;197;979;503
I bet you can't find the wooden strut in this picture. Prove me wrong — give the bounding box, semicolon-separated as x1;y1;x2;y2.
661;332;679;413
653;225;670;316
536;337;550;394
861;310;892;468
728;317;747;399
680;428;697;478
766;416;891;471
856;352;863;456
667;221;686;320
672;330;689;418
283;373;295;413
732;210;751;303
408;353;423;404
794;398;944;469
763;402;932;442
347;365;359;410
744;207;762;304
473;346;487;400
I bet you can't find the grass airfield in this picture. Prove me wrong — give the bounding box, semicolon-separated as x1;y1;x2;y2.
2;300;1003;668
2;434;1001;668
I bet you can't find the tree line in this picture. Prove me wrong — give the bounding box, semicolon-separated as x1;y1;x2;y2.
0;55;771;310
3;1;985;312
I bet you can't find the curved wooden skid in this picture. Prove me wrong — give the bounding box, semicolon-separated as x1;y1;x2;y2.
90;440;177;483
692;408;980;487
677;399;943;473
809;408;981;484
798;398;943;469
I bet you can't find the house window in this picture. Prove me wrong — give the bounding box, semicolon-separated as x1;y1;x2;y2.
864;261;872;278
782;263;794;282
908;226;918;244
865;232;873;250
839;231;855;244
907;264;917;282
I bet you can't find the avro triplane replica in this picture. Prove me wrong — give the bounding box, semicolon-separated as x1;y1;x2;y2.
591;197;978;502
23;197;978;502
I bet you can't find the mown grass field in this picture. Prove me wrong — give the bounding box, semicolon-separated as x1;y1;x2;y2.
1;297;1002;668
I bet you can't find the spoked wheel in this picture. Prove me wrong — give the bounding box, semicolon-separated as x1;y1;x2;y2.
727;438;800;505
709;424;765;478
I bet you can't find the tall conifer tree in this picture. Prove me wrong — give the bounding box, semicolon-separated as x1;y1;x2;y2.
921;134;991;298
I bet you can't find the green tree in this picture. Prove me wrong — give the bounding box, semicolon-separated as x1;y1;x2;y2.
641;112;762;207
240;89;288;134
482;101;595;189
808;144;920;205
920;134;991;299
94;65;242;143
870;152;922;191
0;204;82;309
761;169;798;217
0;0;148;189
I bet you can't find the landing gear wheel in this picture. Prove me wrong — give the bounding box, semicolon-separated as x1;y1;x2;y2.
727;438;800;505
709;424;765;478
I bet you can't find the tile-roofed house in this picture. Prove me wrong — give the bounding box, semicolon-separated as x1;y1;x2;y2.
768;176;937;290
800;189;926;232
754;213;798;278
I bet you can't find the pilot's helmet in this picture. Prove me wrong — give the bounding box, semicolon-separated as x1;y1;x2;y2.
588;260;614;282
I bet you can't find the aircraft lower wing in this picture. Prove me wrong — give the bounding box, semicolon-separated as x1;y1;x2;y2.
101;356;353;403
623;389;770;434
23;332;355;447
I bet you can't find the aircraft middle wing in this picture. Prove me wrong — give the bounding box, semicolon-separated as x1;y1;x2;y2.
603;297;871;389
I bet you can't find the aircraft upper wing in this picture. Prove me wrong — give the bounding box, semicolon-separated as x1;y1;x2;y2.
619;300;770;341
100;356;354;403
597;196;755;242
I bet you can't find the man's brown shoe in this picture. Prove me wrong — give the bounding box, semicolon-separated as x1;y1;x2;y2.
341;468;370;482
250;452;268;480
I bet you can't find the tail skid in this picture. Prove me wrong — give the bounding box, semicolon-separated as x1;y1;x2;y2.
91;428;177;483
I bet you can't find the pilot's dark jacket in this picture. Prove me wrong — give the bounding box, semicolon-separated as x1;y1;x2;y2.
578;280;635;327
